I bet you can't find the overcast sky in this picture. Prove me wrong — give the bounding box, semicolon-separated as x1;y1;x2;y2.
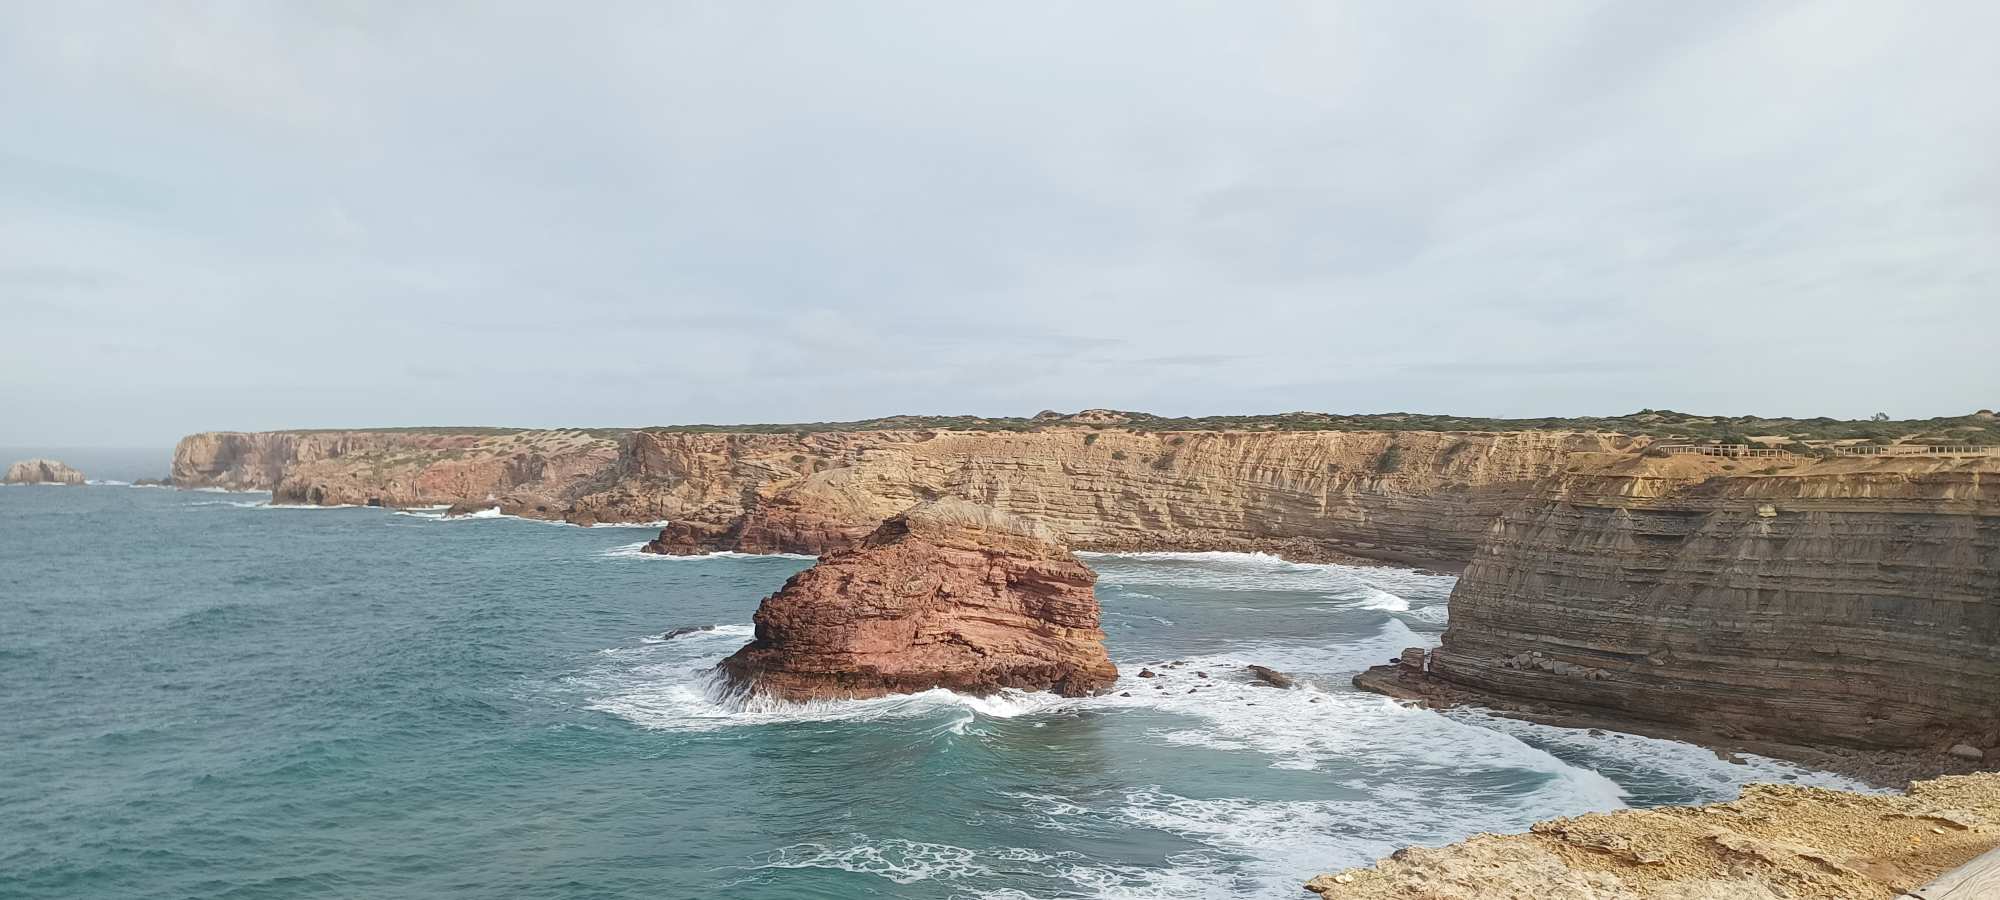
3;2;1996;446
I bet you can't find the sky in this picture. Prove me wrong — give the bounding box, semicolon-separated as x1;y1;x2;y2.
3;2;1996;447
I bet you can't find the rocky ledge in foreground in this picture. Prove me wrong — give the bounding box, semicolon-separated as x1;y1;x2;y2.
1306;772;2000;899
718;499;1118;701
4;458;86;485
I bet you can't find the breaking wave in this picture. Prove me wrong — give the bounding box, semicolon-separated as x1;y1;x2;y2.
596;542;815;561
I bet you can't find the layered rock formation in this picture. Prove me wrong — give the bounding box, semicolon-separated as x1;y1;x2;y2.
1409;452;2000;755
718;499;1118;700
4;458;85;485
174;426;1627;564
172;429;624;517
606;428;1626;565
1305;772;2000;899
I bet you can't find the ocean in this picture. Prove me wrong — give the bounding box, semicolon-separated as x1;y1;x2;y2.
0;484;1866;899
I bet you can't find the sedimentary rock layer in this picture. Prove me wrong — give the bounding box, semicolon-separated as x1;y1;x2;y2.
171;430;622;516
174;427;1627;563
718;499;1118;700
4;458;85;484
1304;772;2000;899
1426;453;2000;753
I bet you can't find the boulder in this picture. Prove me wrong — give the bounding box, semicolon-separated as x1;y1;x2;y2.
642;519;740;556
719;499;1118;701
1398;647;1429;673
1247;665;1295;688
4;459;85;485
1949;743;1985;761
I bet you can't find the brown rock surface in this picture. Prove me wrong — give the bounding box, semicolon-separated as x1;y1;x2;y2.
4;458;85;484
1304;773;2000;900
172;429;623;515
717;499;1118;701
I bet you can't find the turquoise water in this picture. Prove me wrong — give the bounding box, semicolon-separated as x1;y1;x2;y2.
0;485;1862;899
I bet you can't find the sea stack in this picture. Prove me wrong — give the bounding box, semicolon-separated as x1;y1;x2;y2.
4;459;86;485
719;499;1118;701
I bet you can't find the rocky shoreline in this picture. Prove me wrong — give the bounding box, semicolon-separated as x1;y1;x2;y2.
1353;657;1986;789
1305;772;2000;899
167;420;2000;768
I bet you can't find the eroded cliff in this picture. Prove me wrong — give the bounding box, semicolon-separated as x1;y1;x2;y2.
605;428;1629;566
1416;452;2000;754
172;429;624;516
174;426;1629;563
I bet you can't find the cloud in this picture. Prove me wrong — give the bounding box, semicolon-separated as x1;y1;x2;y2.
1;1;1996;445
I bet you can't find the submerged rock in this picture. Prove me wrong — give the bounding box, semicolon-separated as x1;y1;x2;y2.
660;625;716;640
718;499;1118;701
4;459;85;485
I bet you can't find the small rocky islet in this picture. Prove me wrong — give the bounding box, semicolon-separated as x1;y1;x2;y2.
717;499;1118;701
4;458;86;485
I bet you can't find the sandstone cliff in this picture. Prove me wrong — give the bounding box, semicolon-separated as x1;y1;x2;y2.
174;426;1627;563
1416;452;2000;755
718;499;1118;700
606;428;1628;566
1305;772;2000;899
4;458;85;485
172;429;624;516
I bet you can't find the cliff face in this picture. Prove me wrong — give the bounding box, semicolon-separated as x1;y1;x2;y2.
1305;772;2000;899
174;427;1625;563
598;428;1628;565
4;459;86;484
718;499;1118;700
1426;453;2000;753
172;430;623;515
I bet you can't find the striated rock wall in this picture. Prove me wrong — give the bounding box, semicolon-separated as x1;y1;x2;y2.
174;426;1627;563
1426;453;2000;753
1305;772;2000;899
171;430;623;515
602;428;1630;565
718;499;1118;700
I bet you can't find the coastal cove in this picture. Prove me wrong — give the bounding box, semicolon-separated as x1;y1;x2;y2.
0;485;1870;899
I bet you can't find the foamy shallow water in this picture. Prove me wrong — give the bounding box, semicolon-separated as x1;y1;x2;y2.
1;489;1868;899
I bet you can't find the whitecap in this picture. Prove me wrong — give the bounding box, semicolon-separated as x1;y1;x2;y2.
756;837;1077;886
1347;587;1410;612
1081;551;1455;602
1441;708;1882;797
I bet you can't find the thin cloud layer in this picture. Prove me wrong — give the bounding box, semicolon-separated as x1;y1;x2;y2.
3;2;1995;444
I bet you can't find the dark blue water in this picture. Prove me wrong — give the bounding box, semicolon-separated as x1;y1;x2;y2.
0;486;1862;899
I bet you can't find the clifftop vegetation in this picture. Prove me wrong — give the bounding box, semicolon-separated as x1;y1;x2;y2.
269;409;2000;445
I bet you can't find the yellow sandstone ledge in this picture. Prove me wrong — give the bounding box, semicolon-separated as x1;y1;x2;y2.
1305;773;2000;900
